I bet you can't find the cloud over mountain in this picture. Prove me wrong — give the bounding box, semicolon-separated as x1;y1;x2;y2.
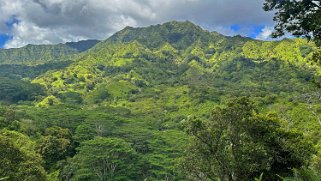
0;0;274;48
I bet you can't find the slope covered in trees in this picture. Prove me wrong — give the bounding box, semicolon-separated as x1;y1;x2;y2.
0;40;99;65
1;21;321;180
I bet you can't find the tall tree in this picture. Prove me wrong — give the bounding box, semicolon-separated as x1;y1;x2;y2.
0;130;47;181
68;137;145;181
263;0;321;46
182;97;315;181
37;126;74;169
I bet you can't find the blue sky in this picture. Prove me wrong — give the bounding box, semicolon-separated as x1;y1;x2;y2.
0;0;275;48
230;24;267;38
0;34;10;48
0;16;18;48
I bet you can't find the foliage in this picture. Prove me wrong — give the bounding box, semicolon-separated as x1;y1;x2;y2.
68;137;144;181
0;130;47;181
0;61;72;79
0;77;45;103
282;168;321;181
36;95;61;107
263;0;321;46
36;126;74;169
182;97;315;181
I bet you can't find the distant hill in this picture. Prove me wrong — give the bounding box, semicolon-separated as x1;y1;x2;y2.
0;39;100;64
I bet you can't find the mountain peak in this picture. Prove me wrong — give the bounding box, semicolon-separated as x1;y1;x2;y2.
162;20;203;29
107;21;218;50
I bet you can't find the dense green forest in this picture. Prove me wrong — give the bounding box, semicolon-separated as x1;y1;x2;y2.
1;21;321;181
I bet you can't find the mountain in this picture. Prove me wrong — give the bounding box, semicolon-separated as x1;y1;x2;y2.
0;21;320;180
34;21;317;100
0;39;100;65
99;21;249;51
33;21;320;155
32;21;320;140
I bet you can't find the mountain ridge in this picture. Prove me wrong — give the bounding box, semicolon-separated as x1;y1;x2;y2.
0;21;303;65
0;39;100;65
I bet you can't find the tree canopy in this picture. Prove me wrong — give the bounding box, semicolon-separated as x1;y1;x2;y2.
67;137;144;181
182;97;315;181
0;130;47;181
263;0;321;46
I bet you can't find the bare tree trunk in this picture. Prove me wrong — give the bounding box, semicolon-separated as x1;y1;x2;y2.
305;94;321;127
95;123;104;136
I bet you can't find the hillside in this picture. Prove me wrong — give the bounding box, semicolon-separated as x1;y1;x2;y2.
0;39;99;80
1;21;321;180
34;21;318;109
0;39;99;65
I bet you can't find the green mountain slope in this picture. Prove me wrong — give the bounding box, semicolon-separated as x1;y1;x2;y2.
0;39;99;65
0;61;72;79
34;21;318;101
32;22;321;132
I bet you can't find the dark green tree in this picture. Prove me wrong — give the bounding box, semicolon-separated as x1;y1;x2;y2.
70;137;144;181
36;126;74;169
263;0;321;46
0;77;45;103
182;97;315;181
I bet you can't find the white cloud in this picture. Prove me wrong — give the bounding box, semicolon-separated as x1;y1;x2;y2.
4;21;88;48
256;26;273;40
0;0;274;48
